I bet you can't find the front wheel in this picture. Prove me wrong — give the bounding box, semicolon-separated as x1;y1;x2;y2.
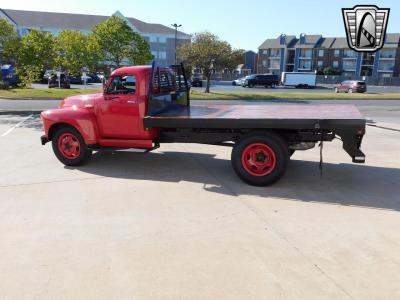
52;126;92;166
334;87;339;93
348;88;353;93
231;133;289;186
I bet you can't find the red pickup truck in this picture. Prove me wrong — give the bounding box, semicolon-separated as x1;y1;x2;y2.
41;64;366;186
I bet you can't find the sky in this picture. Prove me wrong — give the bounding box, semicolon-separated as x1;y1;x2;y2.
2;0;400;51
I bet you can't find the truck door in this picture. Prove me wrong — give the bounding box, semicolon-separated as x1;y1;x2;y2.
98;75;140;139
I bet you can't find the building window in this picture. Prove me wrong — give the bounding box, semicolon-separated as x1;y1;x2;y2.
158;51;167;60
299;60;312;70
318;50;324;57
343;60;356;70
270;60;280;69
317;60;323;67
343;49;357;58
263;50;269;55
158;36;167;43
262;60;267;67
270;49;280;57
333;61;339;68
300;49;312;58
379;61;395;71
380;49;396;59
334;49;340;57
151;51;158;58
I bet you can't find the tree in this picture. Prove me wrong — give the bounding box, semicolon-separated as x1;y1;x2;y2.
0;19;19;63
92;16;152;68
13;29;55;87
55;30;101;75
178;32;240;92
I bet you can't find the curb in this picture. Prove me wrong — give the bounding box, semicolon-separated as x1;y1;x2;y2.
0;97;61;100
0;110;42;115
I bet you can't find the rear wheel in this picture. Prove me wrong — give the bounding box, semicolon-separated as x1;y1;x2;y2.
231;133;289;186
334;87;339;93
348;88;353;93
52;126;92;166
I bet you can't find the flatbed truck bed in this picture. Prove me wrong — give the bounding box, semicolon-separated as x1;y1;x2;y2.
144;103;365;129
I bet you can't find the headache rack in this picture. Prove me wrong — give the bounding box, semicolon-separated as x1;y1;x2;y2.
146;61;190;117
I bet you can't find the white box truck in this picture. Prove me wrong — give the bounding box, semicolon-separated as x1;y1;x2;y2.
281;72;317;88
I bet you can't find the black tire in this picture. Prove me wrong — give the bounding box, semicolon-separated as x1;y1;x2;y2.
248;83;254;88
52;125;92;166
231;132;289;186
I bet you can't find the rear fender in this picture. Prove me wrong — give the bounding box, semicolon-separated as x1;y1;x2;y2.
41;108;99;144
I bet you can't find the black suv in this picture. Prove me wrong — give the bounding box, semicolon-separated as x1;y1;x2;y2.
242;74;280;88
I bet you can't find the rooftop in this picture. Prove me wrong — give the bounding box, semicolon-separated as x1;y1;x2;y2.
1;8;190;38
258;35;296;49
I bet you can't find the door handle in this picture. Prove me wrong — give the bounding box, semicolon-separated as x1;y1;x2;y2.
106;96;119;101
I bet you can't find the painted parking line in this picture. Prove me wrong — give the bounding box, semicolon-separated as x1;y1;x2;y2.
1;114;34;137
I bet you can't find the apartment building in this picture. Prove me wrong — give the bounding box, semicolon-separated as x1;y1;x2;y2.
0;8;190;66
258;33;400;78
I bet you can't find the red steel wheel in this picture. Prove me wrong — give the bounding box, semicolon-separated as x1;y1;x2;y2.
231;132;289;186
241;143;276;176
51;125;92;166
57;133;81;160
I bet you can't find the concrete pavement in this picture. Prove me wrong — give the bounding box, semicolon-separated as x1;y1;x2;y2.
0;110;399;299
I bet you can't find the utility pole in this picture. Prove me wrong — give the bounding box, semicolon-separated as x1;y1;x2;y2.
171;23;182;65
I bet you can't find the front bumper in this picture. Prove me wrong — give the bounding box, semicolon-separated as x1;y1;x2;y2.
41;135;49;145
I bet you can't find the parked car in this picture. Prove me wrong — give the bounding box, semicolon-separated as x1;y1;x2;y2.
88;73;102;83
48;73;70;89
232;77;245;86
43;70;55;83
68;75;84;84
242;74;280;88
335;80;366;93
1;65;19;87
191;74;203;87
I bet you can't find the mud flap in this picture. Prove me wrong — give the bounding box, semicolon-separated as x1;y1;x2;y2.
334;129;365;163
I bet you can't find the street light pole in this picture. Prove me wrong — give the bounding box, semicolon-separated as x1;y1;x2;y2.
171;23;182;65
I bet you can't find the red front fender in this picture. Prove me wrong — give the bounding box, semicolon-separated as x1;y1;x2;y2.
41;107;99;145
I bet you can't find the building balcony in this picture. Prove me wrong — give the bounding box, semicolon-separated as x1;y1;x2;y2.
342;56;357;60
379;56;396;60
298;57;312;59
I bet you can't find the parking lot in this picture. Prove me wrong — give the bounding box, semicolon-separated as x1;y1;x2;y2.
0;104;400;299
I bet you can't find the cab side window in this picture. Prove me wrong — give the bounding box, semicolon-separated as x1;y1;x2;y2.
107;75;136;94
